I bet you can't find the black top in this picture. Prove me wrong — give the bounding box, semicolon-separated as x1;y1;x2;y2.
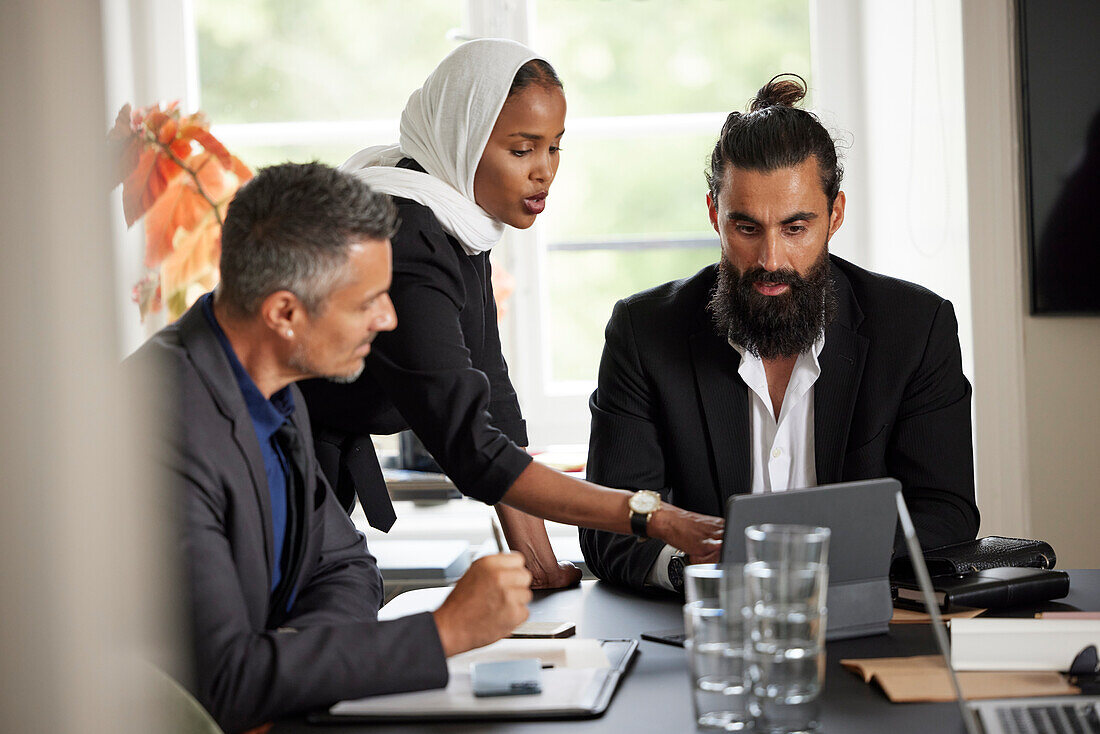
299;160;532;517
581;256;981;591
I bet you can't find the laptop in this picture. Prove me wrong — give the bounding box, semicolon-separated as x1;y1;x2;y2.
895;492;1100;734
720;478;899;640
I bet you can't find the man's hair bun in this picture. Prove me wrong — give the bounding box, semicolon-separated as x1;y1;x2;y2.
707;71;842;210
749;73;808;113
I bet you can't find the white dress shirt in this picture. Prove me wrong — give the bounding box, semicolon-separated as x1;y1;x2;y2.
647;334;825;590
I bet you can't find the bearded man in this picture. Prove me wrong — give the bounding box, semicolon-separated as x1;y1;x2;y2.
580;75;980;593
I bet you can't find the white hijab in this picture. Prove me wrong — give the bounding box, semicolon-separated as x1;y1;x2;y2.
341;38;544;255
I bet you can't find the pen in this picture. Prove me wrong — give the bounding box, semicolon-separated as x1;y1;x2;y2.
490;515;507;553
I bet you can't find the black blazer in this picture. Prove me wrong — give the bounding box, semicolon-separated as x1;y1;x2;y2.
580;256;980;591
299;186;532;515
129;302;448;733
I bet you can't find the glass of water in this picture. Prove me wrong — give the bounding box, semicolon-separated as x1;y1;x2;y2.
743;525;830;734
684;563;752;731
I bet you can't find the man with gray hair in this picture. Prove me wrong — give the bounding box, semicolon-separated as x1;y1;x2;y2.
129;162;532;732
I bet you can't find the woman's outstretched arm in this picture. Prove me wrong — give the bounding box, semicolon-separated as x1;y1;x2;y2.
494;503;582;589
500;461;723;560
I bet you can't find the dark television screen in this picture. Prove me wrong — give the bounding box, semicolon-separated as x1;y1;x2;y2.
1018;0;1100;314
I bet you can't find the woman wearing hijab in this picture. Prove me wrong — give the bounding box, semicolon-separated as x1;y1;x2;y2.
299;39;722;589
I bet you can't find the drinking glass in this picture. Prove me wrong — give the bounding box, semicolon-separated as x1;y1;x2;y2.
683;563;752;731
743;525;830;734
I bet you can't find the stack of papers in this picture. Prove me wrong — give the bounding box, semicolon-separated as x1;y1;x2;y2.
950;618;1100;671
447;638;610;673
382;469;462;501
369;539;470;581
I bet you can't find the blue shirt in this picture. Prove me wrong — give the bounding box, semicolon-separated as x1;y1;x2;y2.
201;293;294;593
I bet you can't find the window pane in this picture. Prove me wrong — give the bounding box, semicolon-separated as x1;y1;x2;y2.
534;0;812;117
533;0;812;383
194;0;460;123
540;131;718;244
229;144;353;172
546;247;718;382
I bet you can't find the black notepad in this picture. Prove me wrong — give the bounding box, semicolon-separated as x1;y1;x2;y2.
892;566;1070;612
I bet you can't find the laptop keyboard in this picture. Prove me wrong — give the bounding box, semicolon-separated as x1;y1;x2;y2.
994;703;1099;734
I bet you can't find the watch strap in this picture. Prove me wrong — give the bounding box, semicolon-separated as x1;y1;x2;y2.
630;508;649;538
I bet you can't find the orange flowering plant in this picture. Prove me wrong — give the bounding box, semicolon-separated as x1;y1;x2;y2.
109;101;252;321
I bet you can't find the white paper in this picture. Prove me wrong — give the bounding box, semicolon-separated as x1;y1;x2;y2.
446;638;611;673
330;668;607;716
950;618;1100;671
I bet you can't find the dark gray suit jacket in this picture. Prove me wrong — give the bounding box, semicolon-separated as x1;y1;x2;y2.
129;301;448;733
581;256;981;591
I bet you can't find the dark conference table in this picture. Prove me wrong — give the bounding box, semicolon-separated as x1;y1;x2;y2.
272;569;1100;733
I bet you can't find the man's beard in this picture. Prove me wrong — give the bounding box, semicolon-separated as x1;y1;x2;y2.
707;247;837;360
287;344;366;384
324;364;365;384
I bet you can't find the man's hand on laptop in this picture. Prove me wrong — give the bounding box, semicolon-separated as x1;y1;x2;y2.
650;506;723;562
432;552;533;657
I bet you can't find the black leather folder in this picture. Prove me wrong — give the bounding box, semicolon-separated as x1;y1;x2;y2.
892;566;1070;612
889;536;1057;579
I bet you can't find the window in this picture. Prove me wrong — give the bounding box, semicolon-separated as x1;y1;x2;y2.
194;0;461;167
160;0;813;449
504;1;813;444
106;0;977;549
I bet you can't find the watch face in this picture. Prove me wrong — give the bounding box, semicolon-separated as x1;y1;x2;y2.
629;491;660;514
669;556;685;590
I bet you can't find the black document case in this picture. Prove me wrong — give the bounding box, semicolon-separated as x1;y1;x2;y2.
893;567;1070;612
890;536;1057;578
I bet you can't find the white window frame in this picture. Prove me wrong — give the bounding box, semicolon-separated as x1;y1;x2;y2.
115;1;976;468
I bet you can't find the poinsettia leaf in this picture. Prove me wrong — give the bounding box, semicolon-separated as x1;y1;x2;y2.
189;152;221;190
111;136;145;190
108;105;142;188
157;118;178;145
187;151;241;203
144;110;171;138
170;137;192;160
154;152;186;194
107;104;134;144
131;273;162;321
161;213;221;304
165;289;190;322
143;177;209;269
189;127;233;169
122;149;167;227
230;155;253;184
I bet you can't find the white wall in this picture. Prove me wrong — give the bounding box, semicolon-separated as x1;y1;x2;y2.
1023;322;1100;567
0;1;178;730
962;0;1100;567
817;0;1100;568
103;0;197;355
814;0;973;378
